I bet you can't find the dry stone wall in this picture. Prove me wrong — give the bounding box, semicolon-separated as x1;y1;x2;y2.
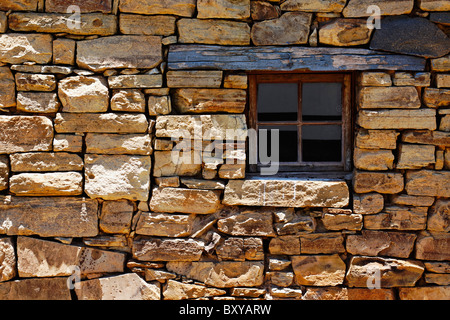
0;0;449;301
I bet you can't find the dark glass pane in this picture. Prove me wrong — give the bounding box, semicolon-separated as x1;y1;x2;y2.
258;125;298;163
302;125;342;162
302;83;342;121
257;83;298;122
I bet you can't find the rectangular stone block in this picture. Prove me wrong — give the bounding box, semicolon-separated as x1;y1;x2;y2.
416;233;450;261
281;0;346;12
132;237;204;261
423;88;450;108
0;196;98;237
53;38;76;65
291;254;346;286
10;152;83;172
355;129;399;149
119;0;196;17
86;133;152;155
198;0;250;19
217;209;275;236
402;130;450;147
405;169;450;197
354;148;394;170
0;67;16;109
108;74;163;89
136;212;195;237
0;33;53;64
393;72;431;86
0;0;38;11
359;86;421;109
364;206;428;230
360;72;392;86
17;92;60;113
153;150;201;177
299;233;345;254
99;200;134;234
431;54;450;71
15;73;56;92
10;172;83;196
357;109;436;130
322;213;363;231
0;156;8;191
45;0;112;13
0;278;71;300
119;14;176;36
397;144;436;169
167;71;223;88
437;74;450;88
353;171;404;194
343;0;414;17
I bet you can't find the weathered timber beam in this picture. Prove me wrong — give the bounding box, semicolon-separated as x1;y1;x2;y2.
168;45;426;72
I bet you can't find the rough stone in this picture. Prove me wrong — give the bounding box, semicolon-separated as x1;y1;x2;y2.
359;86;421;109
15;73;56;92
432;54;450;72
251;1;280;21
172;88;246;114
45;0;112;13
370;16;450;58
419;0;450;11
17;236;125;277
346;230;417;258
178;19;250;45
163;280;226;300
353;193;384;215
364;206;428;231
291;254;346;286
136;212;194;237
251;12;312;46
0;33;52;64
197;0;250;19
166;261;265;288
269;235;300;255
0;238;16;282
0;278;71;300
416;233;450;261
0;67;16;109
55;113;149;133
86;133;152;155
76;273;160;300
299;233;345;254
10;172;83;196
442;115;450;131
223;74;248;89
132;237;204;261
217;237;264;261
17;92;60;113
99;200;134;234
402;130;450;147
167;71;223;88
405;169;450;197
58;76;109;113
399;286;450;300
393;72;431;87
0;12;6;33
353;171;404;194
347;288;396;300
108;74;163;89
428;200;450;232
274;209;315;235
423;88;450;109
360;72;392;87
322;213;363;231
357;109;436;130
346;256;424;287
180;178;225;190
85;154;151;201
343;0;414;17
281;0;346;12
153;150;202;177
223;179;349;208
217;209;275;237
10;152;83;172
119;0;196;17
0;196;98;237
77;35;162;72
0;0;38;11
319;19;372;46
0;156;8;191
111;89;146;113
437;74;450;88
119;14;176;36
354;148;394;170
148;95;172;116
150;187;220;214
53;134;83;153
397;144;436;169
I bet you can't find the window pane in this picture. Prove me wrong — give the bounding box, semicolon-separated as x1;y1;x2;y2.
258;125;298;163
257;83;298;122
302;125;342;162
302;83;342;121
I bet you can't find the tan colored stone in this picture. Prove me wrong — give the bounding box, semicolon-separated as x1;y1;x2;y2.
166;261;264;288
353;193;384;215
343;0;414;17
0;196;98;237
224;74;248;89
17;92;60;113
322;213;363;231
428;199;450;232
111;89;146;112
425;273;450;285
167;71;222;88
402;130;450;147
180;178;225;190
150;187;220;214
223;179;349;208
432;54;450;72
119;0;196;17
0;0;38;11
441;115;450;131
10;152;82;172
136;212;194;237
198;0;250;19
15;73;56;92
437;74;450;88
281;0;345;12
0;12;6;33
319;18;372;46
357;109;436;130
419;0;450;11
360;72;392;86
45;0;112;13
354;171;404;194
0;278;71;300
163;280;226;300
108;74;163;89
346;256;424;288
153;150;201;177
0;67;16;109
86;133;152;155
405;169;450;197
172;88;246;114
77;35;162;72
354;148;394;170
99;200;134;234
0;156;8;191
269;236;300;255
145;269;176;282
359;86;420;109
397;144;435;169
0;238;16;282
10;172;82;196
364;206;428;231
216;237;264;261
251;1;280;21
393;72;431;86
85;154;151;201
291;255;346;286
178;19;250;45
399;286;450;300
120;14;176;36
8;12;117;36
132;237;204;261
217;209;275;237
391;194;435;206
76;273;160;300
423;88;450;108
416;233;450;261
53;134;83;153
231;287;266;298
347;288;395;300
346;230;417;258
0;33;52;64
55;113;149;133
58;76;109;113
148;95;171;116
300;233;345;254
251;12;312;46
424;261;450;273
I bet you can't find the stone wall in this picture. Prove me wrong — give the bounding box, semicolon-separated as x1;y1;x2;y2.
0;0;449;301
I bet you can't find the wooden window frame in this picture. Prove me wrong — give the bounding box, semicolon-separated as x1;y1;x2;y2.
248;72;353;173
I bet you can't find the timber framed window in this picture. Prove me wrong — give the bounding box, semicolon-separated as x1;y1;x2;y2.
248;73;352;173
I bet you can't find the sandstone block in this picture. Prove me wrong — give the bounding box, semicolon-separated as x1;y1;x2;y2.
393;72;431;87
437;74;450;88
58;76;109;113
55;113;149;133
291;254;346;286
402;130;450;147
217;209;275;237
45;0;112;13
111;89;146;112
136;212;195;237
163;280;226;300
428;200;450;232
0;0;38;11
10;152;83;172
172;88;246;114
299;233;345;254
0;12;6;33
76;273;160;300
0;196;98;237
364;206;428;230
119;14;176;36
86;133;152;155
167;71;223;88
17;92;60;113
0;238;16;282
432;54;450;71
391;194;435;207
319;18;372;46
99;200;134;234
198;0;250;19
347;288;396;300
15;73;56;92
132;237;204;261
346;256;424;287
178;19;250;45
251;12;312;46
180;178;225;190
10;172;83;196
166;261;265;288
53;134;83;153
281;0;346;12
224;74;248;89
353;171;404;194
0;156;8;191
360;72;392;87
416;233;450;261
85;154;151;201
0;278;71;300
322;213;363;231
405;169;450;197
216;237;264;261
223;179;349;208
108;74;163;89
0;33;52;64
250;1;280;21
150;187;220;214
77;35;162;72
119;0;196;17
441;115;450;131
359;86;420;109
353;193;384;214
357;109;436;130
424;88;450;109
153;150;202;177
343;0;414;17
419;0;450;11
354;148;394;170
397;144;436;169
399;286;450;300
148;95;171;116
0;67;16;109
269;235;300;255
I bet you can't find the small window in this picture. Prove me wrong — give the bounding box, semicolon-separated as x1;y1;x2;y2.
248;73;352;173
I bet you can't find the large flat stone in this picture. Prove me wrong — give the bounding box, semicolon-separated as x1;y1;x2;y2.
0;67;16;109
84;154;151;201
281;0;346;12
405;169;450;197
402;130;450;147
343;0;414;17
0;278;71;300
0;33;52;64
223;179;349;208
353;171;404;194
45;0;112;13
416;233;450;261
354;148;394;170
291;254;346;286
17;92;60;113
0;116;53;154
0;196;98;237
10;171;82;196
357;109;436;130
364;206;428;231
132;237;204;261
119;14;176;36
397;144;436;169
359;86;420;109
319;18;372;46
55;113;148;133
86;133;152;155
77;35;162;72
136;212;195;237
153;150;201;177
119;0;196;17
399;287;450;300
11;152;83;172
0;0;38;11
197;0;250;19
